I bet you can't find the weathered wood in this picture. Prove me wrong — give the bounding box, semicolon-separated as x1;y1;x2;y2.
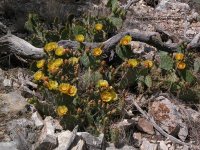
0;29;200;60
0;34;45;59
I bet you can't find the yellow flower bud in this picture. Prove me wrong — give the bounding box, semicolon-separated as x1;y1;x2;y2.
95;23;103;31
97;80;109;88
47;80;58;90
175;53;184;61
54;58;63;67
120;35;132;46
142;60;153;68
100;90;118;102
92;47;102;57
67;85;77;97
44;42;58;52
57;105;68;117
59;83;70;94
34;71;44;81
55;47;65;56
36;59;45;68
75;34;84;42
127;59;138;68
177;62;186;70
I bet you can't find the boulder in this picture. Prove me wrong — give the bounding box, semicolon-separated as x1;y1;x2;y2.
7;118;36;150
55;126;78;150
34;116;57;150
149;97;186;135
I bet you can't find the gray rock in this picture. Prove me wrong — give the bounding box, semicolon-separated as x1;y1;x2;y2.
77;132;105;150
3;78;12;87
140;138;158;150
7;118;36;150
137;118;155;135
133;132;142;148
149;97;183;134
71;138;86;150
178;124;188;141
55;128;77;150
31;111;44;129
0;91;27;115
34;116;57;150
106;143;138;150
0;141;18;150
113;119;135;130
159;141;168;150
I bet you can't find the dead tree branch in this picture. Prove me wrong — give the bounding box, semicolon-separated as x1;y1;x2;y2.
0;29;200;60
0;33;45;59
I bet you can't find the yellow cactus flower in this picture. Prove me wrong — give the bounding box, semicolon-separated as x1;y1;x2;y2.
48;63;59;74
36;59;45;68
34;71;44;81
93;47;103;57
68;85;77;96
75;34;85;42
48;80;58;90
44;42;58;52
59;83;70;94
68;57;79;65
128;59;138;68
120;35;132;46
54;58;64;67
177;62;186;70
95;23;103;31
57;105;68;117
100;90;117;102
55;47;65;56
142;60;153;68
97;80;109;88
175;53;184;61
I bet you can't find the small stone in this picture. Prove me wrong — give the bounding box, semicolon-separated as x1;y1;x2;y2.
133;132;142;147
113;119;135;130
3;78;12;87
34;116;57;150
55;131;75;150
137;118;155;135
159;141;168;150
77;132;105;150
0;91;27;115
178;125;188;141
140;138;158;150
71;138;86;150
31;111;44;129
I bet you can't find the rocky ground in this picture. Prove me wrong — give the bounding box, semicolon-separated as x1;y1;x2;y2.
0;0;200;150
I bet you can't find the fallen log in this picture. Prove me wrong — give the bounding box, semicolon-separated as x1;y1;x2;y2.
0;28;200;60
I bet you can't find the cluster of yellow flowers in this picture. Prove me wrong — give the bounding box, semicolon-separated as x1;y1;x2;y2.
127;59;153;69
97;80;118;103
174;53;186;70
